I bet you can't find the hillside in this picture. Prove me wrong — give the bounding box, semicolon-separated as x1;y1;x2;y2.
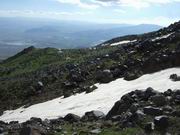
0;20;179;112
0;20;179;134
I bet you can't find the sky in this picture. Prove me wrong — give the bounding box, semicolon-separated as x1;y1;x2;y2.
0;0;180;26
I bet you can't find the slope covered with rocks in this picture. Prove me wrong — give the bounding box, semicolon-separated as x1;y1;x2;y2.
0;75;180;135
0;21;180;114
0;68;180;123
0;21;180;134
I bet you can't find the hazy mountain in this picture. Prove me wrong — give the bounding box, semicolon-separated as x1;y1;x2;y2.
0;17;162;59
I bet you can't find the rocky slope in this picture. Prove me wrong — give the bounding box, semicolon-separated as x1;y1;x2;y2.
1;85;180;135
0;68;180;123
0;21;179;114
0;21;180;134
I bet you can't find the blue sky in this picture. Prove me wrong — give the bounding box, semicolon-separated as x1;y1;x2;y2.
0;0;180;26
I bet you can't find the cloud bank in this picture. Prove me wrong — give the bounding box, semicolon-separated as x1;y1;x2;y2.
57;0;180;9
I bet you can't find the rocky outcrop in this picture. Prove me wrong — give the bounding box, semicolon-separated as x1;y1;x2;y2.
170;74;180;81
1;88;180;134
105;88;180;133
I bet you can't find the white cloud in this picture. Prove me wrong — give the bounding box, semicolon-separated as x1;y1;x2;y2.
95;0;180;9
0;10;91;18
113;9;126;14
56;0;100;9
90;0;112;6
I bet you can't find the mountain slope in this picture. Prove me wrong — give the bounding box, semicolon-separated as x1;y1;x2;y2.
1;68;180;123
0;20;179;116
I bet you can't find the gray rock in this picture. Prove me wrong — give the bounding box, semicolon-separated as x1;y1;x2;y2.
20;125;47;135
90;129;101;134
170;74;180;81
144;87;158;99
81;110;105;121
130;103;139;113
151;94;167;106
96;70;113;83
143;106;163;116
64;113;80;123
154;115;169;129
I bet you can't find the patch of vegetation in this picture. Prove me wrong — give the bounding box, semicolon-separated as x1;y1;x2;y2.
53;123;143;135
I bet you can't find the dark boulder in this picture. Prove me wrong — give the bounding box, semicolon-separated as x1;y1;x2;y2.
154;115;169;129
30;117;42;124
143;106;163;116
124;72;140;81
118;112;135;128
170;74;180;81
0;127;4;134
64;113;80;123
106;99;133;119
164;89;173;96
50;117;64;125
144;87;158;100
134;110;146;122
85;85;97;94
129;103;139;113
163;106;173;115
111;68;122;78
172;110;180;117
172;90;180;104
9;121;19;125
150;94;167;106
96;70;113;83
81;110;105;121
20;125;47;135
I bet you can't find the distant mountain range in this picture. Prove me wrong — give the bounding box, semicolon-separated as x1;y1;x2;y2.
0;17;162;59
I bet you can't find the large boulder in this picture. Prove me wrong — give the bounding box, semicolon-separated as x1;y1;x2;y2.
20;125;47;135
30;117;42;124
172;90;180;104
0;127;4;134
124;72;140;81
106;100;132;119
154;115;169;129
170;74;180;81
64;113;80;123
106;92;136;119
144;87;158;100
81;110;105;121
150;94;167;106
143;106;163;116
68;71;85;83
96;70;113;83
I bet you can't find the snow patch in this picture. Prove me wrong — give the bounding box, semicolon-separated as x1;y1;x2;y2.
152;33;174;41
110;40;137;46
0;68;180;123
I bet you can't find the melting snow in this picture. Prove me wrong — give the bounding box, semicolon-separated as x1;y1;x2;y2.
152;33;174;41
110;40;137;46
0;68;180;123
